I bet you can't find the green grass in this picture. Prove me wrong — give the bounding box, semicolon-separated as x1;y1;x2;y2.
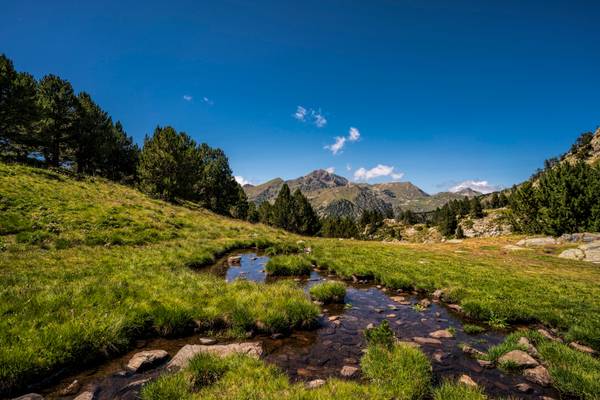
141;341;431;400
484;330;600;399
431;381;487;400
3;162;600;398
463;324;486;335
309;238;600;350
309;281;346;303
265;254;313;276
0;163;318;394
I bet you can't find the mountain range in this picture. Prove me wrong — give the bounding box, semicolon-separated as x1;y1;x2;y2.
243;169;480;218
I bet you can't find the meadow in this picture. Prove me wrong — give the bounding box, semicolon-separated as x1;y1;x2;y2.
1;162;600;398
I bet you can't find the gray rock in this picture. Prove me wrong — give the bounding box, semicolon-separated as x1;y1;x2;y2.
126;350;169;372
524;365;552;386
429;329;453;339
558;248;585;260
517;337;539;357
306;379;326;389
461;345;486;358
340;365;359;377
516;237;557;247
167;342;262;371
413;336;442;345
498;350;539;368
199;338;216;345
569;342;596;355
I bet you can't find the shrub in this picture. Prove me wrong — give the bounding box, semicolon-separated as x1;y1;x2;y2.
364;320;395;350
309;281;346;303
265;255;312;276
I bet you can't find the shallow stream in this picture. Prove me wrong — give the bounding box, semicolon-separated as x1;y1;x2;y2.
33;251;559;400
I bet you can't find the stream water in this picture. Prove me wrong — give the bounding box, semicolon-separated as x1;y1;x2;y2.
31;252;559;400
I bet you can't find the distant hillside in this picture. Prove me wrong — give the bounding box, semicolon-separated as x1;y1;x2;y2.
244;169;480;218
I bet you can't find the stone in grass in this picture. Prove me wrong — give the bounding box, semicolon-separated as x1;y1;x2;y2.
429;329;453;339
447;304;463;313
461;345;486;358
126;350;169;373
413;337;442;345
306;379;326;389
458;374;478;387
517;337;539;357
569;341;596;355
524;365;552;386
498;350;539;368
340;365;359;377
167;342;262;371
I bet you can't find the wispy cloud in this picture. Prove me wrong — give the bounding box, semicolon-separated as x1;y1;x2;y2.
235;176;252;186
449;180;500;194
183;95;193;101
346;163;352;171
202;96;214;106
325;167;335;174
324;127;361;155
354;164;404;182
293;106;307;121
293;105;327;127
325;136;346;155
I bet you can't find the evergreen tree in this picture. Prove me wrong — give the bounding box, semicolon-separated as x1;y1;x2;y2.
321;217;359;238
271;184;293;230
291;188;321;235
247;202;259;223
257;201;273;225
230;185;249;220
138;126;202;201
508;181;541;233
469;196;484;218
196;143;240;215
0;54;38;161
436;204;457;237
489;192;500;209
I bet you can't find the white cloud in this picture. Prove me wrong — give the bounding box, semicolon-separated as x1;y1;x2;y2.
325;167;335;174
293;106;307;121
293;106;327;127
346;163;352;171
353;164;404;182
235;176;252;186
202;96;214;106
324;136;346;155
324;126;361;155
449;180;500;194
312;110;327;127
183;95;193;101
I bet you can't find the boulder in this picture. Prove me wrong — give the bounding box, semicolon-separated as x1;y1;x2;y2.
498;350;539;368
306;379;326;389
340;365;359;377
461;345;486;358
429;329;453;339
413;337;442;345
515;383;534;393
558;248;585;260
126;350;169;372
516;237;557;247
537;328;561;342
458;374;477;387
582;241;600;262
524;365;552;386
167;342;262;371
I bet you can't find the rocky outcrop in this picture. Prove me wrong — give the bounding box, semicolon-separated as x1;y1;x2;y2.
559;240;600;263
167;342;262;371
516;237;557;247
126;350;169;372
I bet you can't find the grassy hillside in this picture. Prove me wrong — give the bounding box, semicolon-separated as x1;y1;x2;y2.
2;162;600;397
0;163;318;393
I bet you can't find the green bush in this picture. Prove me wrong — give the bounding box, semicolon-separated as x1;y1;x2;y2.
309;281;346;303
265;255;312;276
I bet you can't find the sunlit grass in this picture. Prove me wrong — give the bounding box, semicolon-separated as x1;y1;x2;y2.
309;281;346;303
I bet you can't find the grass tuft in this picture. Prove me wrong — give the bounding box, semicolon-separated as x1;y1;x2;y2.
265;255;312;276
309;281;346;303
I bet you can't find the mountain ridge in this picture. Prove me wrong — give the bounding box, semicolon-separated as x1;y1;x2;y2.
244;169;481;218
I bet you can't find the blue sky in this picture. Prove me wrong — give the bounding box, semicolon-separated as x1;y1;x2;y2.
2;0;600;193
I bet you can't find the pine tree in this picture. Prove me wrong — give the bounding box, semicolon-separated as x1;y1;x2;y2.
247;202;259;223
469;196;484;218
291;188;320;235
36;74;78;167
196;143;241;215
271;184;293;230
257;201;273;225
